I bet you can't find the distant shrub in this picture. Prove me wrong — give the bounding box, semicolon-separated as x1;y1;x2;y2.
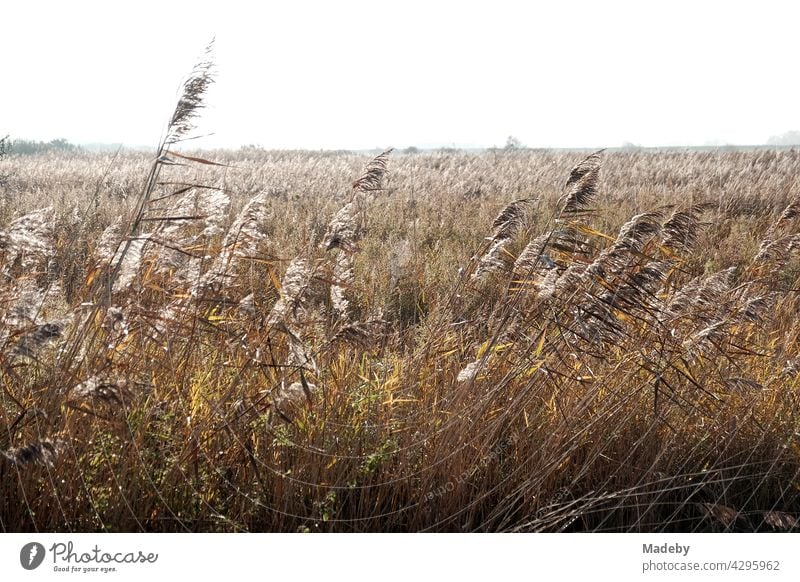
504;135;523;150
621;141;643;151
767;131;800;146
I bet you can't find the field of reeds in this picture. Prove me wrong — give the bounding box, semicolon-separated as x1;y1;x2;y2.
2;65;800;533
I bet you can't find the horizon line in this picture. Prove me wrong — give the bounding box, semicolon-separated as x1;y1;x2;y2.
6;138;800;154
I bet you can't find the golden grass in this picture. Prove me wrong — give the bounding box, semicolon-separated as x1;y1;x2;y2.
0;145;799;532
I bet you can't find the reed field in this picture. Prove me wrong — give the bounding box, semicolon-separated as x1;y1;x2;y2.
1;65;800;533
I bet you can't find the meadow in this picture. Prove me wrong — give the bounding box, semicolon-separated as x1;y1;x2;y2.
2;59;800;532
1;141;799;532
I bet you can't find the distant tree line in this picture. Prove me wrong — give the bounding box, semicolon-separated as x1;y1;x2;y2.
4;137;81;155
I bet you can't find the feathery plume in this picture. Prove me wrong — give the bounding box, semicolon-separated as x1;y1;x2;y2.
661;203;711;253
752;234;800;265
762;511;797;530
472;237;513;281
196;188;232;239
490;198;536;240
238;292;256;317
665;267;736;320
166;40;215;144
772;198;800;233
513;233;556;278
149;188;232;283
193;191;268;295
546;227;592;256
684;319;730;356
330;251;354;319
268;257;314;326
3;279;46;328
457;359;485;383
272;380;318;419
322;200;361;252
613;212;663;253
535;268;562;300
599;260;671;312
559;152;602;215
0;207;55;273
111;235;152;294
352;149;392;194
586;213;663;279
92;219;124;270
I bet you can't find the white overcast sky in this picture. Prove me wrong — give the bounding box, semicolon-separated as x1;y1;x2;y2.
2;0;799;149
